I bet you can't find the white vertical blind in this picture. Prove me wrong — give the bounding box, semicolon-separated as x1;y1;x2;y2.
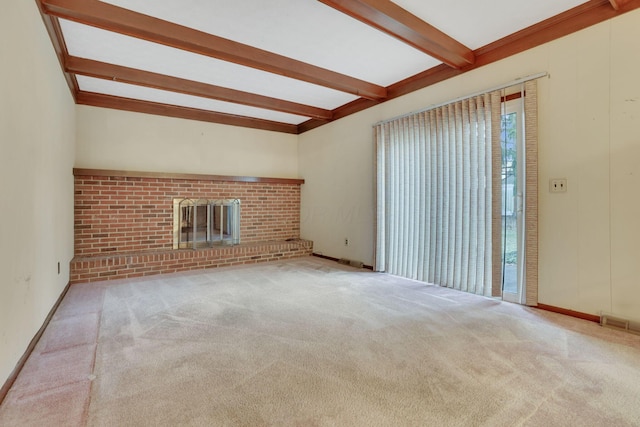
375;91;501;296
490;91;503;298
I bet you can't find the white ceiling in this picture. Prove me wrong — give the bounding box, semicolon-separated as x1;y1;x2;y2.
45;0;602;131
392;0;587;49
100;0;439;85
61;19;358;115
76;75;311;124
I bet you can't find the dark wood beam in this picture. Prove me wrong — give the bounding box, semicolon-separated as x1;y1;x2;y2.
39;0;387;100
299;0;640;133
76;92;299;134
34;4;77;99
318;0;474;68
65;56;331;120
471;0;629;67
298;97;379;133
389;0;635;96
609;0;632;10
73;168;305;185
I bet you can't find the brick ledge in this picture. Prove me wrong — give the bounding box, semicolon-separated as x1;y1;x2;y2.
70;239;313;284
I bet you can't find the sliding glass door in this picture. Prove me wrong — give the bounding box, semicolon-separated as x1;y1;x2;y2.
375;79;538;305
501;95;525;304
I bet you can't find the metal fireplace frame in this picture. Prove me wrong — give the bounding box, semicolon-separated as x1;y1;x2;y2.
172;198;241;249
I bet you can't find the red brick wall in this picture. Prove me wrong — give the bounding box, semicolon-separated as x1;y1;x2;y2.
74;175;301;257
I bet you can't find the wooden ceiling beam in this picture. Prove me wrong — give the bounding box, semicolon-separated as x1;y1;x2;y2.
34;6;78;99
318;0;474;69
609;0;632;10
471;0;633;66
300;0;640;133
39;0;387;100
76;92;299;134
65;56;332;120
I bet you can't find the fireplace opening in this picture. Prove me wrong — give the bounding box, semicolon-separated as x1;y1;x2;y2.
173;198;240;249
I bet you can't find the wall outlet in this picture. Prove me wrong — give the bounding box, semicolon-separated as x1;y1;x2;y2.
549;178;567;193
344;238;349;246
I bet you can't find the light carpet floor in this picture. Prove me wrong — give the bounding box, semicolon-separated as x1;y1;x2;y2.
2;256;640;426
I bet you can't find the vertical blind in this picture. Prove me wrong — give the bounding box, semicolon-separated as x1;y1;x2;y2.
375;91;503;297
375;81;539;302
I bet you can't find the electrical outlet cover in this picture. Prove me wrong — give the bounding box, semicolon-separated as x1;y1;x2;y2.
549;178;567;193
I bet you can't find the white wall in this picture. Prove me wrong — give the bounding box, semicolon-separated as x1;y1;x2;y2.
0;2;76;385
609;14;640;321
76;106;299;179
299;10;640;321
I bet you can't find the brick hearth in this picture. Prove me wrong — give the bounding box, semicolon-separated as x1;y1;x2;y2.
71;169;312;283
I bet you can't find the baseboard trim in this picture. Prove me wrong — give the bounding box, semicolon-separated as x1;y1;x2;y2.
0;281;72;405
535;303;600;323
312;253;374;270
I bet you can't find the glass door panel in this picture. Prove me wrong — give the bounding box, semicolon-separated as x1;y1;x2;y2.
501;98;525;304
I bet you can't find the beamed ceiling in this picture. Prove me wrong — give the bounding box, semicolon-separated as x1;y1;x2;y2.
38;0;640;134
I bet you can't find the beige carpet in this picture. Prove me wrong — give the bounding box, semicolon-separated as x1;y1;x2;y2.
2;257;640;426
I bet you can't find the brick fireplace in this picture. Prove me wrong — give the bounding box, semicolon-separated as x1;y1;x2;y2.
70;169;312;283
